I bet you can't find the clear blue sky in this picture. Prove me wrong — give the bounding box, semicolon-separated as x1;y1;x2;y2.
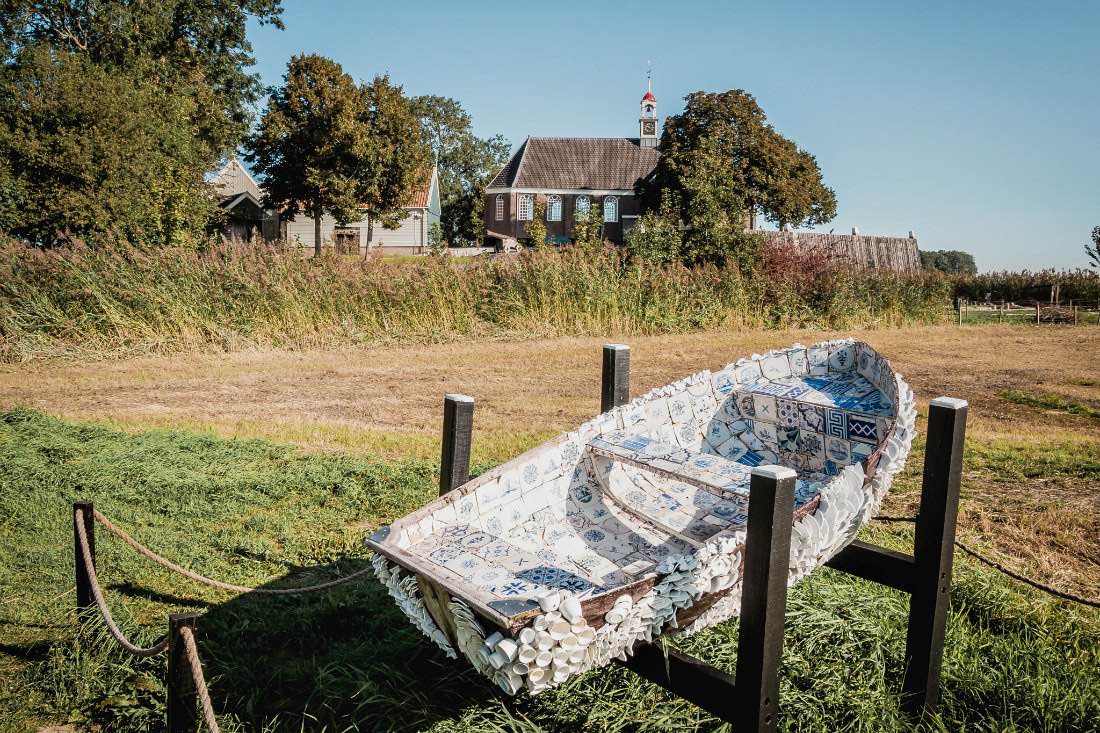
246;1;1099;271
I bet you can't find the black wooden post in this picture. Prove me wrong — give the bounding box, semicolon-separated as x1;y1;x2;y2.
167;613;199;733
600;344;630;412
440;393;474;496
902;397;967;716
73;500;95;612
735;465;797;732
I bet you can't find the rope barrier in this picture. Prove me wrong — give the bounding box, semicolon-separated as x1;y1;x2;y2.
93;509;374;595
179;626;221;733
872;514;1100;609
74;510;169;657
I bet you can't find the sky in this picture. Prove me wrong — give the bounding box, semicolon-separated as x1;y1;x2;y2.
245;1;1099;271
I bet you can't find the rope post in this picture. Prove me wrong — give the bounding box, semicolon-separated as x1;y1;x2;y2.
601;344;630;413
73;500;95;612
168;613;200;733
734;465;797;732
902;397;968;717
440;394;474;496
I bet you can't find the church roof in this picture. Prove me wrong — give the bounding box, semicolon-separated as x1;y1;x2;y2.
489;137;659;191
642;90;656;102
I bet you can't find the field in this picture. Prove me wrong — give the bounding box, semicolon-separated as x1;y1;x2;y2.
1;324;1098;731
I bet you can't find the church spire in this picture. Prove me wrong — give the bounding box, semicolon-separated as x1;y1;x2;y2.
639;67;657;147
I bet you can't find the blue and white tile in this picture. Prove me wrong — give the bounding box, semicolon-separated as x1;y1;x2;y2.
796;430;827;459
734;360;762;385
787;348;808;376
454;493;477;523
825;409;848;438
711;369;738;396
754;421;779;444
847;413;878;444
752;394;778;423
760;353;792;380
667;391;694;423
776;398;799;427
828;344;857;372
825;436;851;463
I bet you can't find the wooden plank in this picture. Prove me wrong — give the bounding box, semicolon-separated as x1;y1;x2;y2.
417;575;460;649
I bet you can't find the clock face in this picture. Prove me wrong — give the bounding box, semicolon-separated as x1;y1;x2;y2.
642;120;656;135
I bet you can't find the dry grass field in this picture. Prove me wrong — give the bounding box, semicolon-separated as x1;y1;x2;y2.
2;324;1098;600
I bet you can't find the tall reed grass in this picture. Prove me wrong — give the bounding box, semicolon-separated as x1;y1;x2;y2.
0;239;952;361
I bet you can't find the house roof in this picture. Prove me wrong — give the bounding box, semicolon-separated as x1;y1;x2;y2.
403;167;436;209
210;159;262;202
488;137;659;191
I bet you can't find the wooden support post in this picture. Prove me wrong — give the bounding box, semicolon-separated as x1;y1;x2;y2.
902;397;968;716
167;613;199;733
1036;302;1041;324
73;500;94;612
440;394;474;496
600;344;630;413
734;465;797;732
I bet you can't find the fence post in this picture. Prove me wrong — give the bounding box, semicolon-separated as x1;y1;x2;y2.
734;465;797;732
167;613;199;733
1036;303;1040;324
73;500;95;612
902;397;968;717
440;394;474;496
601;344;630;412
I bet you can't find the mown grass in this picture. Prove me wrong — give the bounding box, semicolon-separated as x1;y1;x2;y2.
999;390;1100;422
0;239;952;362
1;410;1098;732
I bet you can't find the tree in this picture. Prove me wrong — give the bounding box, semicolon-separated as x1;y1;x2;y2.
246;55;366;256
1087;226;1100;271
410;95;510;245
524;200;547;248
920;249;977;274
572;200;606;249
0;0;283;245
356;75;432;245
641;90;837;230
624;196;682;264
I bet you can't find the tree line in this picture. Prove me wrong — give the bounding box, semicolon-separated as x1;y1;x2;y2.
0;1;510;250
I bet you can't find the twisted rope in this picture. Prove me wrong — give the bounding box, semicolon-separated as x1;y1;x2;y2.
93;509;373;595
872;514;1100;608
74;510;169;657
179;626;221;733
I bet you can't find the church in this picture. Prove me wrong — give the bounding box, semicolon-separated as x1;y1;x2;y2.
484;85;661;248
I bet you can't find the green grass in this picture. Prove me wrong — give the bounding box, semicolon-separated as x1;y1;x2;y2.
1;410;1098;732
999;389;1100;422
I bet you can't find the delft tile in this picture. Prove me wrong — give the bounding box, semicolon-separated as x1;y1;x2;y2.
823;460;840;476
778;427;800;452
570;482;596;505
734;360;763;385
856;343;875;377
796;430;827;459
717;436;749;463
555;573;595;593
667;392;694;423
711;369;738;396
659;511;694;532
727;419;752;435
497;501;526;532
739;450;764;467
488;578;533;597
428;544;464;565
735;392;757;419
798;403;826;432
808;346;829;369
559;437;584;468
417;515;436;538
752;394;778;423
851;442;874;462
519;460;541;489
600;516;631;535
825;436;852;463
776;398;800;427
644;397;672;427
473;565;509;586
690;490;722;511
497;550;542;573
473;478;502;513
755;421;779;444
741;430;767;452
753;381;791;397
566;510;591;531
439;523;471;541
482;515;504;536
692;391;718;419
825;409;848;438
787;348;809;376
434;502;458;527
442;551;483;577
758;449;780;464
779;384;812;399
828;344;857;372
847;413;878;444
674;423;702;450
454;493;477;523
685;520;719;541
498;471;523;503
760;353;792;380
705;420;733;448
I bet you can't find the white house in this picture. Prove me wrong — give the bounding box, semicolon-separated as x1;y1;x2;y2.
283;167;442;255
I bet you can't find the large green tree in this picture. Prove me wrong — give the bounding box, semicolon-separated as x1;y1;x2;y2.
642;90;837;230
920;249;977;274
0;0;283;245
410;95;509;246
247;57;429;255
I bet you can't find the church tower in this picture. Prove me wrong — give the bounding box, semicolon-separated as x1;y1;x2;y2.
639;77;657;148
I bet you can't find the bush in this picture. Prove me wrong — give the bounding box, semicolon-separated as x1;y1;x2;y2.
0;238;953;361
951;269;1100;302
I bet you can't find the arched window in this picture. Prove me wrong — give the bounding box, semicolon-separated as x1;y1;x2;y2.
575;195;591;217
603;196;619;223
495;195;504;221
546;195;562;222
518;194;533;221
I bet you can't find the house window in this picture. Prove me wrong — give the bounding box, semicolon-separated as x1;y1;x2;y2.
603;196;619;223
575;195;591;216
495;195;504;221
547;195;562;221
518;194;533;221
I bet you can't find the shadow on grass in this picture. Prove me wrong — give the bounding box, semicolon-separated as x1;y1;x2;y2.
188;558;499;732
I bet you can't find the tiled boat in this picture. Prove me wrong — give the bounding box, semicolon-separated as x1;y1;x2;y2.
366;339;916;695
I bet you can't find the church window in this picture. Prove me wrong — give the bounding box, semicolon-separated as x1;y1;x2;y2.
575;195;591;216
547;195;562;221
603;196;619;223
518;194;533;221
495;195;504;221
